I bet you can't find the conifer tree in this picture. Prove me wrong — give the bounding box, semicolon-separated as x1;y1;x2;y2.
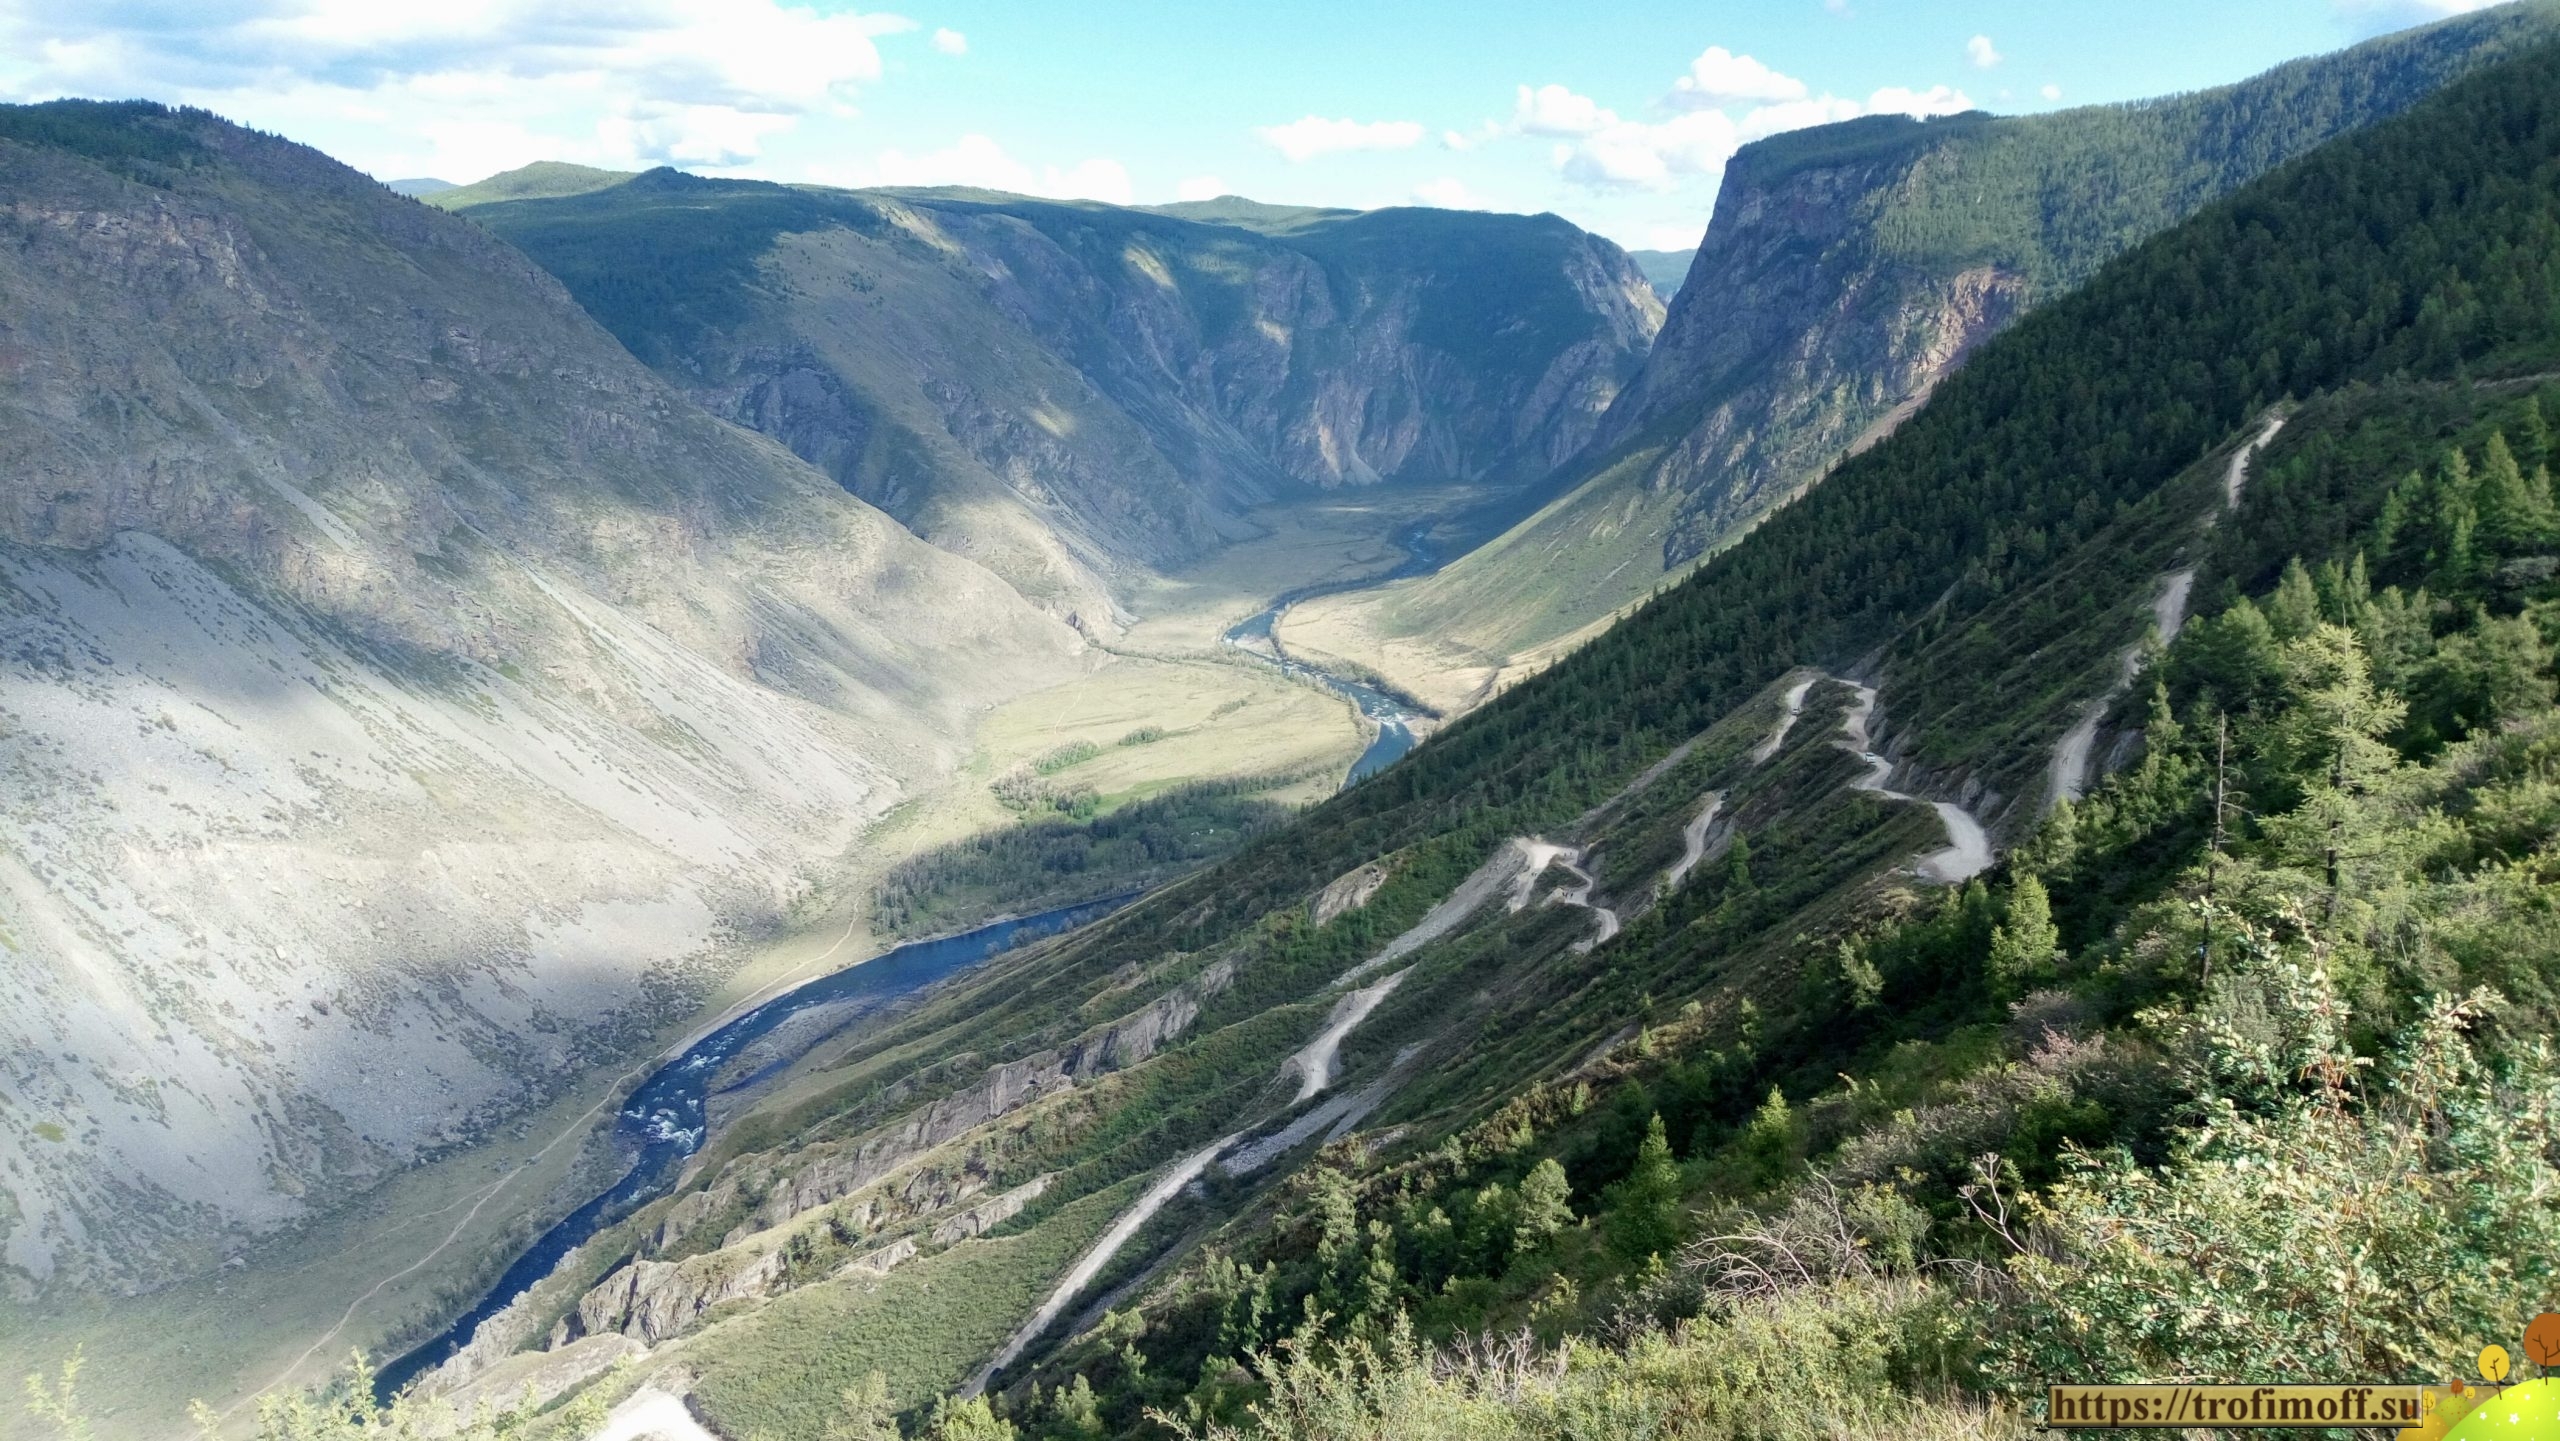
1045;1375;1105;1441
2263;625;2407;913
1988;874;2064;998
2475;433;2549;550
825;1373;900;1441
2266;557;2323;640
1607;1115;1683;1261
921;1395;1015;1441
1514;1158;1576;1255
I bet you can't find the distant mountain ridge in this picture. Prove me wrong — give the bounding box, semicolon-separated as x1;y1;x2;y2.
452;172;1663;615
1624;247;1695;300
427;159;631;210
1281;0;2560;713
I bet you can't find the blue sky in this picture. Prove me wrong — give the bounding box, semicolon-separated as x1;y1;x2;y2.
0;0;2510;248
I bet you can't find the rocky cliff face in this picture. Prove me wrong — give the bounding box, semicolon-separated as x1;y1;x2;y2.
1281;2;2560;713
462;178;1662;614
1599;133;2029;566
0;104;1080;1297
1606;1;2560;572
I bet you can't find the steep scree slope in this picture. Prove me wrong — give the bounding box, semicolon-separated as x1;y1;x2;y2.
0;102;1081;1297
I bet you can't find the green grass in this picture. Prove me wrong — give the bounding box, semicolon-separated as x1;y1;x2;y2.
685;1179;1139;1431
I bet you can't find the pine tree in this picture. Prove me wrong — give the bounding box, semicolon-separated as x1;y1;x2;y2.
1309;1166;1359;1269
1607;1115;1683;1261
2262;624;2408;916
1046;1375;1105;1441
2426;450;2480;582
2018;797;2081;878
1464;1181;1514;1274
2519;394;2553;474
823;1373;899;1441
1988;874;2064;998
2475;432;2548;550
2266;557;2323;640
2425;610;2557;735
1357;1220;1402;1319
1514;1158;1576;1254
920;1395;1015;1441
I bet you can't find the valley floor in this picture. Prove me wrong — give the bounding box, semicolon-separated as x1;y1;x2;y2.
1;486;1467;1439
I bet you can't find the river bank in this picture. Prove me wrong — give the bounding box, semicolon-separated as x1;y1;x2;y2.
372;895;1134;1400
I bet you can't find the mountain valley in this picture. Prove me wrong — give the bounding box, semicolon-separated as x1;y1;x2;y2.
1280;1;2560;714
9;9;2560;1441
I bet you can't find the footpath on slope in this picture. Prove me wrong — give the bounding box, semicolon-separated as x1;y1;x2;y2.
2045;412;2287;809
592;1389;722;1441
1515;844;1617;957
1833;682;1994;884
964;837;1538;1395
968;654;2026;1401
1659;668;1819;898
1659;793;1725;895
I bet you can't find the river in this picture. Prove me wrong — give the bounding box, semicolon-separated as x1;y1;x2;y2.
377;524;1443;1400
1223;519;1441;785
374;893;1133;1400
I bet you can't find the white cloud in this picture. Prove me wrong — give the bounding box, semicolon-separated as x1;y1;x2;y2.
932;28;967;56
1176;174;1228;202
0;0;915;175
599;104;794;169
1866;84;1974;118
1546;79;1958;194
2332;0;2514;34
1512;83;1617;137
1733;95;1864;142
873;133;1033;190
862;136;1129;204
1044;156;1132;205
2041;83;2063;101
1559;109;1736;190
1638;224;1702;253
1254;115;1426;162
1666;47;1808;109
1966;34;2002;69
1410;176;1489;210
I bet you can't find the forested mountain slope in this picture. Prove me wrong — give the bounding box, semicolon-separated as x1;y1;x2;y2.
1283;0;2560;714
327;30;2560;1441
0;102;1081;1300
455;178;1663;617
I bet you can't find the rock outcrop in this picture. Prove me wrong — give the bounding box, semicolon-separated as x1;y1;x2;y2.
575;1248;788;1344
1311;862;1392;925
740;960;1231;1234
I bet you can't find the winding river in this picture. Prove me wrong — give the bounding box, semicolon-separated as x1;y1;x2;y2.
1223;520;1441;784
377;522;1447;1401
375;894;1132;1400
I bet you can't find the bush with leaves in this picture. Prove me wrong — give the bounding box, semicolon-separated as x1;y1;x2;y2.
1978;964;2560;1388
